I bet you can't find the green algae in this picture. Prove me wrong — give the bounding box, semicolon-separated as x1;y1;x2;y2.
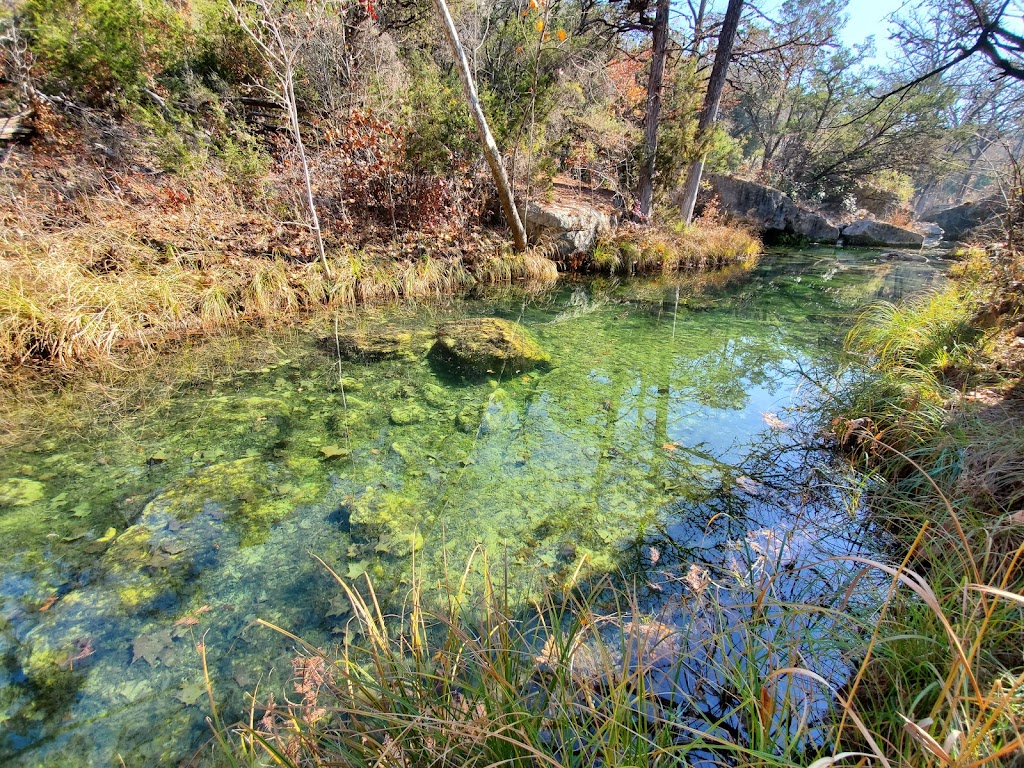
389;404;426;426
0;478;45;507
431;317;550;377
0;249;948;768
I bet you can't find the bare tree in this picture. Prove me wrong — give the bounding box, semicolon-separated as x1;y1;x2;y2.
892;0;1024;89
431;0;528;252
678;0;744;223
228;0;335;277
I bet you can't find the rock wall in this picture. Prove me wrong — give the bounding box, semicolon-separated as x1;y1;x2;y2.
921;197;1005;240
697;174;841;243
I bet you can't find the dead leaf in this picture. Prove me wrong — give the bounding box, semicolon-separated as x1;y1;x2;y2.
132;629;175;666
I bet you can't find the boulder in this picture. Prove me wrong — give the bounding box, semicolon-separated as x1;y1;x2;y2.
326;327;432;361
878;250;929;263
430;318;549;377
915;222;944;244
841;219;924;248
921;197;1005;240
696;174;841;243
519;199;614;256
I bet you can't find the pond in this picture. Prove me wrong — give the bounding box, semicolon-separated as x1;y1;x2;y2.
0;248;945;766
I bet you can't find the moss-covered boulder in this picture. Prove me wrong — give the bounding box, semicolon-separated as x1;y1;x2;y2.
430;318;549;377
389;404;426;426
327;327;432;362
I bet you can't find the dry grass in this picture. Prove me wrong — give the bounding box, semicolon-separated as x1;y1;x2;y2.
0;139;561;372
590;220;761;276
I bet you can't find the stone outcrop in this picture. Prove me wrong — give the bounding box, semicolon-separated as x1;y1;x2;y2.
519;199;615;256
922;197;1005;240
840;219;924;248
430;318;549;377
697;174;841;243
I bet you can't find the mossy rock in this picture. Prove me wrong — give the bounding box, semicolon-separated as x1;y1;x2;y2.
327;327;432;362
455;404;483;433
430;318;550;378
141;458;321;544
390;404;426;426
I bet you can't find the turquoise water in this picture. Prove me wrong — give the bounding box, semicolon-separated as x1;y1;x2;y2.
0;249;944;765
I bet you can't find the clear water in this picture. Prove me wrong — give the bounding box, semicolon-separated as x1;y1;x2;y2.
0;249;944;766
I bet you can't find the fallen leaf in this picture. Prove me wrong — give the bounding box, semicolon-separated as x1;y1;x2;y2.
174;680;206;706
97;527;117;544
161;539;187;555
132;629;175;666
319;444;351;460
38;595;59;612
762;412;790;430
346;560;369;579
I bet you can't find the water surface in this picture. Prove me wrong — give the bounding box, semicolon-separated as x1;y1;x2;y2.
0;248;944;765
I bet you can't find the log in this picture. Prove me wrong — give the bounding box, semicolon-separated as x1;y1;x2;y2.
0;111;33;142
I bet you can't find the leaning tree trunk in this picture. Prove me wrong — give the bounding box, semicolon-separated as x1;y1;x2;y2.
678;0;744;224
635;0;672;221
432;0;528;252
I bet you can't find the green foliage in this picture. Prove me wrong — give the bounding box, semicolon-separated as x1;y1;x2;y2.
401;52;477;173
22;0;188;104
847;287;983;378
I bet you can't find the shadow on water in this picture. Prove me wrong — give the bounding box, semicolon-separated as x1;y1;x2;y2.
0;248;946;765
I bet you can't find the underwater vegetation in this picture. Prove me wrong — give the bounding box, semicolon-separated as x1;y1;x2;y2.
0;250;946;766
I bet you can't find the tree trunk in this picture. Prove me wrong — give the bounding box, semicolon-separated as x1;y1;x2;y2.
678;0;744;224
635;0;672;221
432;0;528;252
691;0;708;59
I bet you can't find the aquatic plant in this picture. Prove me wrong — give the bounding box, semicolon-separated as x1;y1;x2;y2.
214;515;1024;768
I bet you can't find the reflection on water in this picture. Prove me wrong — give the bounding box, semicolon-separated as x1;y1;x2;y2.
0;248;944;765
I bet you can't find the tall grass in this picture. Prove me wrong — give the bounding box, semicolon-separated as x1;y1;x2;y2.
208;513;1024;768
587;222;761;276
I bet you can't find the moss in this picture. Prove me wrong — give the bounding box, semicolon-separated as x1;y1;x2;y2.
430;318;550;377
330;327;433;361
390;405;426;426
0;477;45;507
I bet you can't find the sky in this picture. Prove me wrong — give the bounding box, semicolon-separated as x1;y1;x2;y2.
837;0;907;63
736;0;908;65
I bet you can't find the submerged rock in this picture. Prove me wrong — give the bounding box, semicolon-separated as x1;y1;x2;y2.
431;318;550;377
327;327;432;362
0;477;45;507
455;404;483;433
878;250;929;263
841;219;924;248
389;404;426;426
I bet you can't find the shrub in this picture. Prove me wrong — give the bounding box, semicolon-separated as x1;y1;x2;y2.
22;0;189;105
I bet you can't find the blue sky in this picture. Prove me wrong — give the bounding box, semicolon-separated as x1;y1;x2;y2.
838;0;906;62
730;0;907;64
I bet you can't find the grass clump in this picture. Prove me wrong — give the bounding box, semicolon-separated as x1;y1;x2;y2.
826;246;1024;766
210;524;1024;768
589;221;760;276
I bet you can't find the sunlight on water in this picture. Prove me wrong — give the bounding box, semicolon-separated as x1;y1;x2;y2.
0;249;945;765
